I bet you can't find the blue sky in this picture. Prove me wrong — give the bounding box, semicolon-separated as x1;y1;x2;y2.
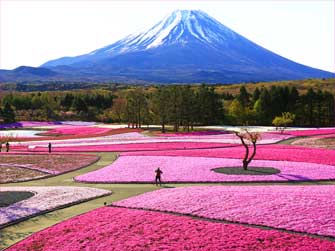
0;0;334;72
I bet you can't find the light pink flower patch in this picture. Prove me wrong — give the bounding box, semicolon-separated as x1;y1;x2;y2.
114;185;335;237
6;207;335;251
0;186;111;227
75;156;335;183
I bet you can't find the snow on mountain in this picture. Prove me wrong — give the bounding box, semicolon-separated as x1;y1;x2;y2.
89;10;237;56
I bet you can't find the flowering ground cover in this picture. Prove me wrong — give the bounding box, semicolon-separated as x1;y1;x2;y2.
123;144;335;166
0;153;99;182
0;165;49;183
25;142;234;152
159;130;228;136
114;185;335;237
10;128;142;142
0;187;111;227
11;130;291;150
75;155;335;183
6;207;335;251
41;126;111;136
0;121;96;129
0;121;62;129
291;134;335;149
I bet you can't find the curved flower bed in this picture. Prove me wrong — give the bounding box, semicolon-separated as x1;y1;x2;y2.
0;154;99;181
123;144;335;166
114;185;335;237
0;186;111;228
75;156;335;183
0;165;49;183
291;136;335;149
6;207;335;251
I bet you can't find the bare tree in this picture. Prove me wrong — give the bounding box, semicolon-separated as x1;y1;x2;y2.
234;129;261;170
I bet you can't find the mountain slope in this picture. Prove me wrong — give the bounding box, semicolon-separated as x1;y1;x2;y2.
2;10;334;83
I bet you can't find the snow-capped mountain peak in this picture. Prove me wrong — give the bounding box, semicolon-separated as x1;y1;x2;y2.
90;9;237;56
38;9;334;83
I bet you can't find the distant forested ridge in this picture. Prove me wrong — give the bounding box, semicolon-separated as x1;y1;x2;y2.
0;79;334;128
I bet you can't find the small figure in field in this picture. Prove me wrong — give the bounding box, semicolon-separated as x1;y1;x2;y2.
155;167;163;186
6;142;9;152
48;142;52;153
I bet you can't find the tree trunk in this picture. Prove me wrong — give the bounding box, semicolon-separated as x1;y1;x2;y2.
247;142;257;167
162;121;165;133
241;137;249;170
243;159;248;170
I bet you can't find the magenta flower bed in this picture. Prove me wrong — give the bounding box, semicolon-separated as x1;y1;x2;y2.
123;144;335;166
43;126;110;136
114;185;335;237
75;156;335;183
29;142;234;152
7;207;335;251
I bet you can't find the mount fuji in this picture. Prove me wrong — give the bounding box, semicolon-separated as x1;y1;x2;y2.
1;10;334;83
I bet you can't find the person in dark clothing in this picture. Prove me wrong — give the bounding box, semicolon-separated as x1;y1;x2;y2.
0;143;2;152
155;167;163;186
48;142;52;153
5;142;9;152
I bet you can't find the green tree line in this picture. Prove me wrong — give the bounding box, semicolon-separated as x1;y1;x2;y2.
0;85;334;130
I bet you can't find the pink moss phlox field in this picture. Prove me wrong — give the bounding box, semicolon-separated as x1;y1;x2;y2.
0;121;96;129
123;144;335;166
7;207;335;251
15;131;290;150
29;142;235;152
160;130;228;136
114;186;335;237
75;156;335;183
0;187;111;227
0;121;62;129
43;126;110;136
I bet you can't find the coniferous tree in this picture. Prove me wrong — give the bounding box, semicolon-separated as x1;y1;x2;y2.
2;102;16;123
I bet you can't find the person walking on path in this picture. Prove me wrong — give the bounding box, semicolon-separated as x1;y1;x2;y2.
155;167;163;186
48;142;52;153
5;142;9;152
